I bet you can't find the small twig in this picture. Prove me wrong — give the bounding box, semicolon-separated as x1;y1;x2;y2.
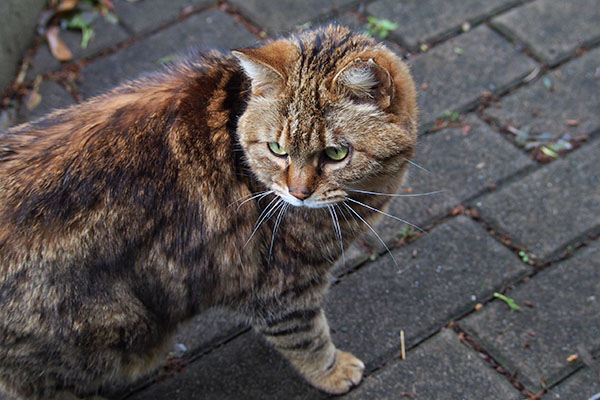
400;330;406;360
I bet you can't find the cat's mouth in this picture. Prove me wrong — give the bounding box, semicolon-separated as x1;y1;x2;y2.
276;191;343;209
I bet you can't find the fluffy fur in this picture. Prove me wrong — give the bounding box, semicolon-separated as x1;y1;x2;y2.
0;26;417;399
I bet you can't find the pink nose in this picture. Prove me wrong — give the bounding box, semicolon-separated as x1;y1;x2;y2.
289;188;312;200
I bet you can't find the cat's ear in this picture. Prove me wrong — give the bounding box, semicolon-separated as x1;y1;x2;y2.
331;58;394;109
233;41;297;97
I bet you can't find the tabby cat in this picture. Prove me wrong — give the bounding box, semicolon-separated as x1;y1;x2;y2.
0;25;417;399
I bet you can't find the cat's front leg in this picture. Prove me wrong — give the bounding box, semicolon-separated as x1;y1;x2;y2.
256;308;364;394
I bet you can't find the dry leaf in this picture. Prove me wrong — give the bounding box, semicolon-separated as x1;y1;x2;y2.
565;119;580;127
26;76;43;110
99;0;115;10
57;0;78;12
566;354;579;363
46;26;73;62
26;91;42;110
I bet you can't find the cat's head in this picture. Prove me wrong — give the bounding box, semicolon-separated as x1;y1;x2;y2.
234;25;417;208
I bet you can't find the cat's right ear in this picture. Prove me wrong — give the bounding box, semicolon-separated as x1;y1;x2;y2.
233;41;297;97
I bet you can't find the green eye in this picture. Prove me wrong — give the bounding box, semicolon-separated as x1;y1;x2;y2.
268;142;287;156
325;146;349;161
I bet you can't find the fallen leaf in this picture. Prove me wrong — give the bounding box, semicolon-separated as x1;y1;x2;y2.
565;119;580;127
57;0;78;12
451;205;465;215
26;75;43;110
540;146;558;158
461;124;471;136
566;354;579;363
99;0;115;10
25;91;42;110
46;26;72;62
493;292;521;311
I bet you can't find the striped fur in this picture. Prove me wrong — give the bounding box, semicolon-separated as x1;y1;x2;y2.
0;26;417;398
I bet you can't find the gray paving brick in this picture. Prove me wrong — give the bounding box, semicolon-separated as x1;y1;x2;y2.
17;80;75;123
484;47;600;145
548;368;600;400
228;0;357;35
474;139;600;261
170;308;246;358
372;115;533;248
461;241;600;392
367;0;520;50
325;215;530;370
27;16;130;79
491;0;600;65
409;25;537;127
78;10;258;98
113;0;216;36
347;329;521;400
0;0;46;93
126;331;326;400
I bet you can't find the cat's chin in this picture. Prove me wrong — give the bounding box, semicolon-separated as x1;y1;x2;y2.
277;194;338;209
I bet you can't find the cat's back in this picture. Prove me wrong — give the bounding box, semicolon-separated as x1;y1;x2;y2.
0;53;250;273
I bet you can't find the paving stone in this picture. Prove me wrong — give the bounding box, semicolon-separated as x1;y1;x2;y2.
370;115;533;248
367;0;520;50
78;10;258;98
474;139;600;261
228;0;357;35
28;16;130;79
170;308;246;359
0;107;18;130
113;0;216;36
126;331;326;400
347;329;521;400
0;0;46;93
491;0;600;65
328;10;364;33
409;25;537;127
17;80;75;123
548;367;600;400
325;215;530;370
461;242;600;391
484;47;600;144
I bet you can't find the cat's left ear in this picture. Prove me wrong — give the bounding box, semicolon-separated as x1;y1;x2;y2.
331;57;394;109
233;41;297;97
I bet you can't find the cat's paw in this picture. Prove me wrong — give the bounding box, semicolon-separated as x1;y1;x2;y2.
311;350;364;394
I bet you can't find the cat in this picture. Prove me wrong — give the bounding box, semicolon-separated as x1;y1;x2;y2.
0;25;417;399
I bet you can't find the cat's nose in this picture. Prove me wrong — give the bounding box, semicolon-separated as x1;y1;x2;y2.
289;187;312;200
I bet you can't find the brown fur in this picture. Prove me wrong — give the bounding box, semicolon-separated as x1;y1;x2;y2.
0;26;417;399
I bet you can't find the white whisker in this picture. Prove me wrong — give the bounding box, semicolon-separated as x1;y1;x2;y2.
346;197;424;232
343;202;399;267
404;158;431;174
334;203;350;225
328;205;344;266
347;189;445;198
228;190;271;208
269;203;288;262
233;190;274;211
244;197;282;247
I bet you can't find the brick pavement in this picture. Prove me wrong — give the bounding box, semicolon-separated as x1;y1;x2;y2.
3;0;600;399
